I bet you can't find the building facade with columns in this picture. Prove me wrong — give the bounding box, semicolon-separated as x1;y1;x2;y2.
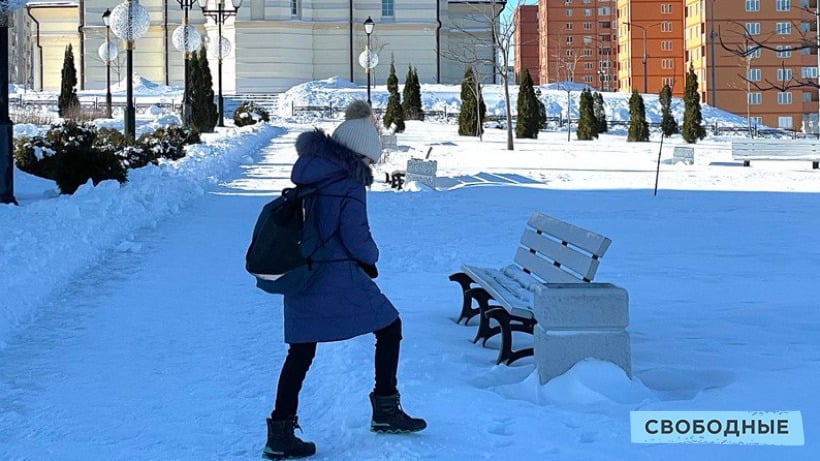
10;0;502;94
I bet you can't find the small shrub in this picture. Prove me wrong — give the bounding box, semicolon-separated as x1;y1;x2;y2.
137;125;200;162
233;101;270;127
56;149;127;194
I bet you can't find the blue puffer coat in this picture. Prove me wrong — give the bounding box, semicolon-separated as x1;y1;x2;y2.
283;129;399;344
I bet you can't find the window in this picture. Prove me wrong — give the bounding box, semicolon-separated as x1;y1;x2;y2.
777;92;793;104
800;22;811;32
382;0;394;17
661;22;673;32
745;0;759;11
803;91;814;101
776;0;790;11
584;8;592;16
748;68;761;81
566;9;573;16
663;77;674;87
777;45;792;58
802;67;818;78
802;47;812;55
776;22;791;35
747;45;761;58
566;50;574;56
661;3;672;13
599;21;610;29
778;116;793;128
584;22;593;30
777;68;793;81
566;36;573;44
746;23;760;35
662;40;673;51
748;92;762;104
662;59;674;69
565;0;572;3
584;62;594;69
583;48;593;56
751;116;763;126
584;76;593;83
566;23;573;29
599;7;611;15
290;0;298;16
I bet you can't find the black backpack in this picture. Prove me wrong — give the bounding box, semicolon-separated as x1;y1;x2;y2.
245;177;347;294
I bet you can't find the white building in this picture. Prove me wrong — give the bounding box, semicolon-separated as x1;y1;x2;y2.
13;0;502;93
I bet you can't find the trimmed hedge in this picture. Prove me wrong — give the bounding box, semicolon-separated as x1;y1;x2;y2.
14;122;200;194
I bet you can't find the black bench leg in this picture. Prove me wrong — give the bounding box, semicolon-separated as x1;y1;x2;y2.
449;272;479;325
743;160;750;167
465;288;501;345
485;308;535;366
813;161;818;170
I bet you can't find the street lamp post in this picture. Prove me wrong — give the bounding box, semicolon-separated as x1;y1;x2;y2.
173;0;201;127
625;22;648;93
110;0;151;141
1;3;18;204
364;16;374;106
199;0;241;128
102;9;113;118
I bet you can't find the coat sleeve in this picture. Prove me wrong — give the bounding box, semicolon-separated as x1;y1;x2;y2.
338;185;379;265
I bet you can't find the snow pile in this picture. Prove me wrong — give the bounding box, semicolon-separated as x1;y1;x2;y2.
0;123;283;346
278;78;750;128
111;75;181;96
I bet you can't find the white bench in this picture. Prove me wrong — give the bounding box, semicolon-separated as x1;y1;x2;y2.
404;158;437;189
672;146;694;165
731;140;820;169
449;212;630;369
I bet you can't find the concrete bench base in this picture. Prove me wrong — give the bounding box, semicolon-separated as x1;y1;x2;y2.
534;326;632;384
533;282;631;384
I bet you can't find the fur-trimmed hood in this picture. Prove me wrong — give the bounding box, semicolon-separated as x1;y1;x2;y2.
292;129;374;186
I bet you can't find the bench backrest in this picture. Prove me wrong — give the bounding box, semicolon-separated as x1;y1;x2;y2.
731;140;817;159
673;146;694;157
514;212;612;284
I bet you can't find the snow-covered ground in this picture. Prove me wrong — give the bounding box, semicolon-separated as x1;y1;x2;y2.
1;81;818;460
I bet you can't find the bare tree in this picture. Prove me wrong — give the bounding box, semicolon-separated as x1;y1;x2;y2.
441;0;519;150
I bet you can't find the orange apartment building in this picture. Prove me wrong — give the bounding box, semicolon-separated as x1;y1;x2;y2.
514;5;541;84
684;0;819;131
537;0;618;91
527;0;820;131
616;0;685;96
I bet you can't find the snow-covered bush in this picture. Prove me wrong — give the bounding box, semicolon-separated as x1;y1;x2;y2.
233;101;270;127
137;125;200;161
14;121;127;194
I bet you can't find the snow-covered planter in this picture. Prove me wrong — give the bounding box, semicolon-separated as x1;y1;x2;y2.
233;101;270;127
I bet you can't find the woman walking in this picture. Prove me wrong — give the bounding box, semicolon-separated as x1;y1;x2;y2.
262;100;426;460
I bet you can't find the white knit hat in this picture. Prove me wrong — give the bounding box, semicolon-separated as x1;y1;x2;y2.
332;100;382;163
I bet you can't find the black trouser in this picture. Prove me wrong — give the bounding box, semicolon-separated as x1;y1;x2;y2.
270;317;402;421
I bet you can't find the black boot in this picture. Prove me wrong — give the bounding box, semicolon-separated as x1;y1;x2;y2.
369;392;427;433
262;417;316;460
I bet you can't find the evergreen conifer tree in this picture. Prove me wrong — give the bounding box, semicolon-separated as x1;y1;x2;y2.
576;89;598;140
383;56;405;133
515;69;540;139
190;47;218;133
458;67;485;137
659;84;679;137
58;44;80;118
682;66;707;143
627;90;650;142
411;67;424;120
593;91;608;134
402;65;425;121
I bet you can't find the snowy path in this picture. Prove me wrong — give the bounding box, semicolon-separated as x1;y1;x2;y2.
2;126;818;461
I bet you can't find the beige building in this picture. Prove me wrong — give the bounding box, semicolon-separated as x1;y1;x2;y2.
11;0;501;94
